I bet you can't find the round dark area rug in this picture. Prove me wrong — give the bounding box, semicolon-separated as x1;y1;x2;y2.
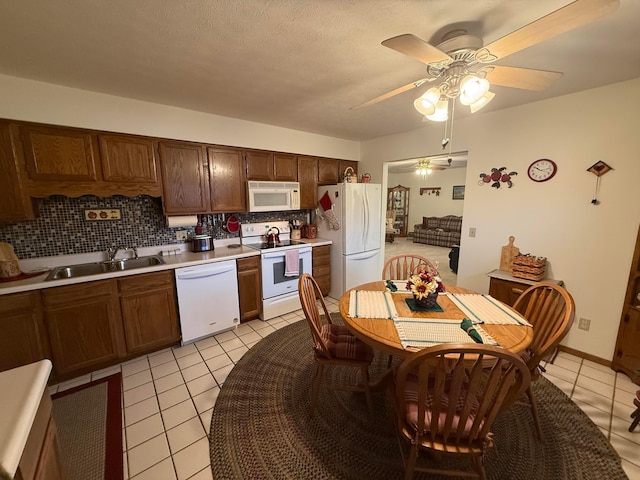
209;318;628;480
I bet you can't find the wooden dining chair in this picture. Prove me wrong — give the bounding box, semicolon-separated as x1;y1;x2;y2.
511;282;575;440
298;273;374;415
382;254;436;280
393;344;531;480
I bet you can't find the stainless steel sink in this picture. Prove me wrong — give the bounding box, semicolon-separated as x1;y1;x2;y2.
45;255;165;281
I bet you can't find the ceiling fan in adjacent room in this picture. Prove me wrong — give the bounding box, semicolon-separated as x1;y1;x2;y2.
351;0;619;122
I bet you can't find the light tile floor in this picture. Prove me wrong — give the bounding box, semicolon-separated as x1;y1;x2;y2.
49;296;640;479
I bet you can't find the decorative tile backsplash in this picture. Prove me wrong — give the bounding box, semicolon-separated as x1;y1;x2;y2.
0;196;310;259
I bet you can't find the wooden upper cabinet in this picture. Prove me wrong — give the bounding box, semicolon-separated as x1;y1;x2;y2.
318;157;340;185
246;150;297;182
297;155;318;209
339;160;358;179
99;134;160;186
159;141;210;214
208;146;246;212
0;122;36;221
273;153;297;181
245;150;273;181
20;124;99;182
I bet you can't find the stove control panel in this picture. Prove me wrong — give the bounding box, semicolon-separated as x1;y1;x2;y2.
240;221;291;239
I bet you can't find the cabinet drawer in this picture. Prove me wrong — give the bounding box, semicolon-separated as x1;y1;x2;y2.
42;279;117;307
237;256;260;272
118;271;174;294
313;265;330;277
0;291;35;314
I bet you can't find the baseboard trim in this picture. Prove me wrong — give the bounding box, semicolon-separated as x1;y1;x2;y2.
557;345;611;368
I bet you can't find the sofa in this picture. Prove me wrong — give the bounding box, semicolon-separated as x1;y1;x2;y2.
413;215;462;247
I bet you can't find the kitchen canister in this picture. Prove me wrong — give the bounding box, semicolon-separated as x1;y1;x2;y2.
291;229;301;240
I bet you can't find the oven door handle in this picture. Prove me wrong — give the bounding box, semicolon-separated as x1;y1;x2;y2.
262;247;312;259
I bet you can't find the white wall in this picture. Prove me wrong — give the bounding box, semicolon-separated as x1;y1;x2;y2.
388;168;466;228
362;78;640;361
0;74;360;160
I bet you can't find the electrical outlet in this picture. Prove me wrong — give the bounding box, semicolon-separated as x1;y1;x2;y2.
176;230;188;241
578;318;591;331
469;227;476;238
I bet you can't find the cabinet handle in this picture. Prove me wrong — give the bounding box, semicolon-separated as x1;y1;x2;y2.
511;288;524;295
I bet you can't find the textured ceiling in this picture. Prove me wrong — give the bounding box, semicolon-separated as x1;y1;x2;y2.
0;1;639;141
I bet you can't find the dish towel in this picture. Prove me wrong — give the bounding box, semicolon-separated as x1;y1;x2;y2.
284;249;299;277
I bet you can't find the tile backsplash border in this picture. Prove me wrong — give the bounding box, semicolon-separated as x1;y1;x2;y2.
0;196;310;259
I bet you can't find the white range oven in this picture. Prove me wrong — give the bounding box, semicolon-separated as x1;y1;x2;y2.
240;221;312;320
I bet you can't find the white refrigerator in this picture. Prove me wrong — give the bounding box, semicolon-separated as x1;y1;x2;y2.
316;183;382;299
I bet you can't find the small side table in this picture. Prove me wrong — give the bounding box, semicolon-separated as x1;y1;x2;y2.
486;269;564;307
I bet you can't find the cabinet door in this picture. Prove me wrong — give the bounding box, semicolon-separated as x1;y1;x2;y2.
312;245;331;296
33;418;65;480
99;134;160;187
20;124;99;182
43;280;126;378
298;155;318;209
613;225;640;379
159;141;210;214
237;256;262;322
119;271;180;355
318;157;340;185
273;153;297;181
245;150;273;180
488;277;528;306
0;292;49;372
208;146;246;212
339;160;358;180
0;122;36;221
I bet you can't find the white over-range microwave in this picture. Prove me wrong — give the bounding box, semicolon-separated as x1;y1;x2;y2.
247;181;301;212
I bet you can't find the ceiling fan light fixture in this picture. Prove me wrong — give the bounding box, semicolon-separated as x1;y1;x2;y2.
469;90;495;113
416;159;432;177
413;87;440;116
459;75;490;105
425;96;449;122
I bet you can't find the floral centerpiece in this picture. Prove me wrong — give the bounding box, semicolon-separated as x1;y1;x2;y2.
406;269;445;308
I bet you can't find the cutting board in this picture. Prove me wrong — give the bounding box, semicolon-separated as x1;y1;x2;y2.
500;236;520;273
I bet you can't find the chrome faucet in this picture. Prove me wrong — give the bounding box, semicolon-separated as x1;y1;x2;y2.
106;246;138;261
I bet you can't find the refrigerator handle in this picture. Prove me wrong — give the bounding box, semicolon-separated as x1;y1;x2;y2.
363;185;369;245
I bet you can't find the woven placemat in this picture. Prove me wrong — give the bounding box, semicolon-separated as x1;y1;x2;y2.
209;318;628;480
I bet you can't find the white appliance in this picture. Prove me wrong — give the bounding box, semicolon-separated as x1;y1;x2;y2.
240;221;312;320
247;181;300;212
175;260;240;345
316;183;382;299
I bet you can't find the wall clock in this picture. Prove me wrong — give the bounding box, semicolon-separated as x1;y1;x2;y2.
527;159;557;182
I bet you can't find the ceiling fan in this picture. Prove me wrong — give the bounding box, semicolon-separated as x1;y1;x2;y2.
351;0;619;119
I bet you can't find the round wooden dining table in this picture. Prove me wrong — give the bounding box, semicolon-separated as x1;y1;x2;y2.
338;281;533;359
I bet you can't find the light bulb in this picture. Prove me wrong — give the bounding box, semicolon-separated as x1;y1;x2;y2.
460;75;490;105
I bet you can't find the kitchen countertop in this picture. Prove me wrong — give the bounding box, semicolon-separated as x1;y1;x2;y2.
0;359;52;477
0;237;333;296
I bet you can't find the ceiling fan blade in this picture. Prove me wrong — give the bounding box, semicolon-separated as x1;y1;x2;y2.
382;34;452;65
483;0;619;61
350;78;428;110
487;65;563;90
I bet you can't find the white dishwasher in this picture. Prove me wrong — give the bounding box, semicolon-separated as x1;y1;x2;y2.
175;260;240;345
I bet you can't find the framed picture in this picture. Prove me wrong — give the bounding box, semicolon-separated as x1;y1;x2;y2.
452;185;465;200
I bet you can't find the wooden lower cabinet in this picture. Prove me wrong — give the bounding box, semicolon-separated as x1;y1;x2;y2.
237;256;262;322
118;271;180;355
0;291;50;373
42;280;127;378
312;245;331;296
16;392;64;480
488;277;530;307
612;224;640;380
